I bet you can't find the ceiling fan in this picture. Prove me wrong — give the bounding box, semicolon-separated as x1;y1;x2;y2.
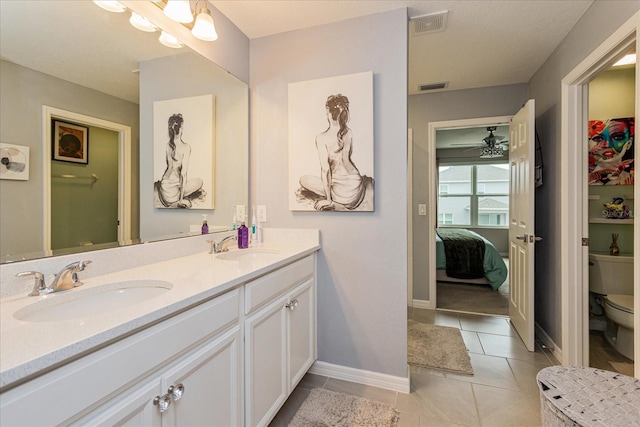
449;126;508;157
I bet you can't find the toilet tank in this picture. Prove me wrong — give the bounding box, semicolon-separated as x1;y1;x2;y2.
589;253;634;295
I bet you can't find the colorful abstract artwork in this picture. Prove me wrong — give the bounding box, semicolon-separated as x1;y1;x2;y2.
588;117;634;185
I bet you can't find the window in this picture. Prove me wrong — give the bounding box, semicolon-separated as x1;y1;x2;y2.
438;163;509;227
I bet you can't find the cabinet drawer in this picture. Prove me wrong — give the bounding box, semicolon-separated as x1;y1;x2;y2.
244;256;314;315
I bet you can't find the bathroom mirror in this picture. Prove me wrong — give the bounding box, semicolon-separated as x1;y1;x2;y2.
0;1;248;264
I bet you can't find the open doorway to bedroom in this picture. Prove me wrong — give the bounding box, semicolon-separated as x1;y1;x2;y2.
434;125;511;316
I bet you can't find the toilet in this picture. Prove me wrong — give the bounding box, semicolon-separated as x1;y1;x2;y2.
589;252;634;361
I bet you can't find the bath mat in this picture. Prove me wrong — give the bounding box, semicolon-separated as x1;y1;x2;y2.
608;361;634;377
408;320;473;375
288;388;399;427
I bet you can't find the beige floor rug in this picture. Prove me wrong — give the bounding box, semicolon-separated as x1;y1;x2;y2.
408;320;473;375
608;361;635;377
288;388;399;427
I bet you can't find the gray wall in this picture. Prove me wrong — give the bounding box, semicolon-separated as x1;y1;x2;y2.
0;59;139;261
250;9;409;378
139;53;249;241
408;84;529;301
529;0;640;346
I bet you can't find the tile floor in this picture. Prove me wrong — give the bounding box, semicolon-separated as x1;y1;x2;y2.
270;308;560;427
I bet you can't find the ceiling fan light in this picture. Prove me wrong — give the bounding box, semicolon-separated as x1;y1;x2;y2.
129;12;157;32
164;0;194;24
192;8;218;41
93;1;126;13
159;31;184;48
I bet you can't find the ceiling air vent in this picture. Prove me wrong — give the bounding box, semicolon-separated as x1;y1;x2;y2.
419;82;448;92
411;11;448;36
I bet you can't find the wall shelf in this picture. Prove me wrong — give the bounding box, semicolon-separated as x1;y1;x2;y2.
589;218;634;224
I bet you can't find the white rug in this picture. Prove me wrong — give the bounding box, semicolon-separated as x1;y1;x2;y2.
408;320;473;375
288;388;399;427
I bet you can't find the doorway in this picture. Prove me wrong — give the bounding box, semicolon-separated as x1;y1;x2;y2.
42;106;132;256
418;115;512;312
561;12;639;377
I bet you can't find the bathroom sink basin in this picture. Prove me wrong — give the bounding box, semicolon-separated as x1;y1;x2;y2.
14;280;173;323
216;248;281;261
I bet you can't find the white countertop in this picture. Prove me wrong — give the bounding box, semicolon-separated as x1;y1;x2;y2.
0;239;320;391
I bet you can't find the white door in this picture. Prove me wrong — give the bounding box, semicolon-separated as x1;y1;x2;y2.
508;99;537;351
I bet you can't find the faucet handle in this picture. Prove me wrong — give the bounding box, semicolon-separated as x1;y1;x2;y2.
16;271;49;297
207;240;216;254
72;260;92;287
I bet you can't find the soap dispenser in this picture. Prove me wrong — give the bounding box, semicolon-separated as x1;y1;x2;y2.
238;221;249;249
201;214;209;235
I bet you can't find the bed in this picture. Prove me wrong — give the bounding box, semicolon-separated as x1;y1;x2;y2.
436;228;508;290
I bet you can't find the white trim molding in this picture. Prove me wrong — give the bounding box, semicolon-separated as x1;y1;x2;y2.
536;322;563;365
560;11;639;376
309;361;410;393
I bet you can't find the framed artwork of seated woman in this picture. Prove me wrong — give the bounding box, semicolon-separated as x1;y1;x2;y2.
153;95;215;209
288;71;375;212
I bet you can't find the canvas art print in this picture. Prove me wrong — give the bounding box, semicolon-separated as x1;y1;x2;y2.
288;71;374;211
153;95;215;209
588;117;634;185
0;142;29;180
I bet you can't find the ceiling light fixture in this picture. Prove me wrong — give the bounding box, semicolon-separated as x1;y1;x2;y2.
93;0;126;13
613;53;636;67
192;2;218;41
159;30;185;48
129;12;157;32
480;145;504;158
163;0;194;24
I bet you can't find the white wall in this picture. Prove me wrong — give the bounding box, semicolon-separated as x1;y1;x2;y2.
408;84;529;301
250;9;409;378
529;0;640;346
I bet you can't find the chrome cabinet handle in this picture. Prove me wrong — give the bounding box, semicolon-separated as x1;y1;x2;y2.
285;299;299;311
515;235;527;240
169;383;185;401
153;394;171;413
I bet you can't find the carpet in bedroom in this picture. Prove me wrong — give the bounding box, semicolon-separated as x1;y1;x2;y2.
437;278;509;316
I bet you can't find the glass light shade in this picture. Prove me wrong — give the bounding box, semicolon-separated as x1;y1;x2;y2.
192;9;218;41
129;12;157;32
480;145;504;158
93;1;126;13
159;31;184;49
163;0;193;24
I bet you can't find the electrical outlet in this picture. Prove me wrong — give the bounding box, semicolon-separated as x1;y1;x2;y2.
257;205;267;222
236;205;246;222
418;204;427;216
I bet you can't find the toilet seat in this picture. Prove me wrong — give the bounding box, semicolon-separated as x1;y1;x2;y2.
605;294;634;314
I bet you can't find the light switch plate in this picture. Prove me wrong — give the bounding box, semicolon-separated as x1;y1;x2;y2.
236;205;246;222
418;204;427;216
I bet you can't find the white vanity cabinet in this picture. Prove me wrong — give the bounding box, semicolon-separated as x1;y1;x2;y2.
244;255;317;427
0;289;243;427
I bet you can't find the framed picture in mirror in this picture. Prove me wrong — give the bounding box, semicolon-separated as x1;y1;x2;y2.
52;120;89;164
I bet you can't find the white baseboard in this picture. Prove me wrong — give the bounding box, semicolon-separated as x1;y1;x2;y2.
309;361;410;393
411;299;434;310
535;322;563;364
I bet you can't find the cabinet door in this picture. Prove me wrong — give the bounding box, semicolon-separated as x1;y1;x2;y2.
245;296;288;427
287;278;316;390
75;379;162;427
162;326;242;427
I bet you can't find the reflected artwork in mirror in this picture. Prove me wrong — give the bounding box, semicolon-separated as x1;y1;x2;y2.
0;0;248;264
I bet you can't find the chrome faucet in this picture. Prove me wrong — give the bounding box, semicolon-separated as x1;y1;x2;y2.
17;260;92;296
208;235;237;254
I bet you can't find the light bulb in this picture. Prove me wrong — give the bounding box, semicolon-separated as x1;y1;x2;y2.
192;9;218;41
159;31;184;49
163;0;193;24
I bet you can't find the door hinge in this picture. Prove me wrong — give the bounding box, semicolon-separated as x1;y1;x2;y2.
582;238;589;246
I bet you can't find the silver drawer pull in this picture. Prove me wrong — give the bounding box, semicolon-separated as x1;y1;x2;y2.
285;299;299;311
169;383;185;401
153;394;171;413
